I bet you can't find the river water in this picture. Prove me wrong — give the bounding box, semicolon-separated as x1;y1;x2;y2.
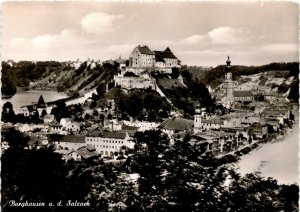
1;90;69;108
237;118;299;185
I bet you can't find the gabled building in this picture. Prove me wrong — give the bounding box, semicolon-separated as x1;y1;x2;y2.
85;131;135;157
75;145;100;161
160;117;193;137
129;45;155;68
249;122;268;139
48;120;63;134
128;45;180;72
44;114;55;124
233;91;254;103
55;135;86;150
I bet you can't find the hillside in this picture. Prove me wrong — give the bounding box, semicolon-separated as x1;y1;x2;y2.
201;62;299;88
1;60;119;96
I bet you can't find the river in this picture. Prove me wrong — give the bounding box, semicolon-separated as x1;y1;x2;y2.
1;90;69;108
237;117;299;185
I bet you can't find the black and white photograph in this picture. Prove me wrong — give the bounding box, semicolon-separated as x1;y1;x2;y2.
1;1;299;211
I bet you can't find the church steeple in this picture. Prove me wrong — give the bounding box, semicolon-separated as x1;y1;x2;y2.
225;54;232;73
37;95;46;108
226;55;231;67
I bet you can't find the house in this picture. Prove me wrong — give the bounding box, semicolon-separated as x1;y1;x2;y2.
55;146;100;161
65;122;81;133
249;122;268;139
194;132;222;155
240;114;260;127
44;114;55;124
123;121;159;132
28;133;49;149
160;117;193;137
25;105;38;116
201;118;224;131
233;91;254;103
15;123;31;132
48;120;63;134
265;118;280;132
60;118;81;133
136;121;160;132
75;145;100;161
60;118;72;128
14;107;30;117
86;131;135;157
55;150;74;161
55;135;86;150
104;119;123;131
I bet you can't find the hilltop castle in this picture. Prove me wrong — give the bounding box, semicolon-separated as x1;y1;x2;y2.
115;45;181;90
128;45;181;74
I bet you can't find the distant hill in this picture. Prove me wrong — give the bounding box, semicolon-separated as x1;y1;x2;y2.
2;60;298;105
201;62;299;88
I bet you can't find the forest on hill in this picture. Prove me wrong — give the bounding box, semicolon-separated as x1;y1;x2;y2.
182;62;299;103
2;61;298;103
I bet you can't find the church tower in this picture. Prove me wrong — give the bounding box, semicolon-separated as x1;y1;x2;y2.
223;56;234;107
194;107;206;133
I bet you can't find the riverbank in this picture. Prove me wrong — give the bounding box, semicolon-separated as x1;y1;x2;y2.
237;115;299;185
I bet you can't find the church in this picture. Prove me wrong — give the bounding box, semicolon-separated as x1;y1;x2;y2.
220;56;254;108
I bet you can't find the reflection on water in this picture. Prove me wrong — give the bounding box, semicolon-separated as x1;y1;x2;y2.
1;90;69;108
238;121;299;185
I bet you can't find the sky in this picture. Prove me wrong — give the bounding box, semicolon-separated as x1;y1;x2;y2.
2;1;299;66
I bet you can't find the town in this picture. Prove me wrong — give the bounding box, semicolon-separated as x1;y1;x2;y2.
2;45;297;161
1;45;298;211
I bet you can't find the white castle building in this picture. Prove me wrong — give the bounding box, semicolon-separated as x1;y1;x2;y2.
128;45;181;74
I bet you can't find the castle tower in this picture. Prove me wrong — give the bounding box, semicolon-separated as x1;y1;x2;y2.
223;55;234;107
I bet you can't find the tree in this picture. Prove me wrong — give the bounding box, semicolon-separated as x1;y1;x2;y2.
51;100;70;122
96;84;106;99
93;109;99;116
3;128;29;149
147;110;158;122
85;113;91;120
171;67;180;79
41;109;47;117
2;102;15;122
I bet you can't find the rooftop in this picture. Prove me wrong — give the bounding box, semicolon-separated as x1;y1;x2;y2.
58;135;85;143
76;147;100;159
233;91;253;97
48;120;62;127
137;45;155;55
103;131;127;139
160;118;193;131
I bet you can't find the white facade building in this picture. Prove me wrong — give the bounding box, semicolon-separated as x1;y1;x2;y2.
86;131;135;156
